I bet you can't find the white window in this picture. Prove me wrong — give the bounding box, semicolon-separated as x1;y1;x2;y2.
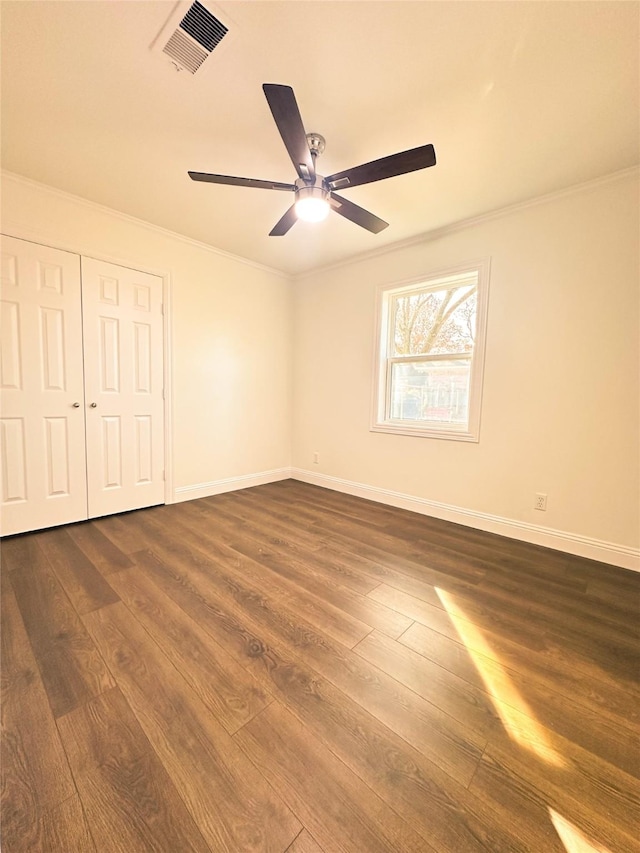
372;260;490;441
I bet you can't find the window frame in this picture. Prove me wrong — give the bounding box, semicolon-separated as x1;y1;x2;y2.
371;259;490;442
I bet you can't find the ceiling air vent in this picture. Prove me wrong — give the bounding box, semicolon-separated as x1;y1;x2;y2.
152;1;231;75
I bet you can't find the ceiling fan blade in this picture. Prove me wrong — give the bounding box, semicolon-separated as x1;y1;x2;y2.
263;84;315;182
326;143;436;190
329;193;388;234
269;204;298;236
188;171;295;191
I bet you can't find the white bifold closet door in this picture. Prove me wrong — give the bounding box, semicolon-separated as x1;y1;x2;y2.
0;236;164;536
1;237;88;533
81;257;164;519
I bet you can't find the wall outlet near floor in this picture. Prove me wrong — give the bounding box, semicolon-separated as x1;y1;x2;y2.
534;493;548;511
313;452;320;464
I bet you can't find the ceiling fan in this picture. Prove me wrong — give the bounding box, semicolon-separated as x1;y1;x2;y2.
188;83;436;236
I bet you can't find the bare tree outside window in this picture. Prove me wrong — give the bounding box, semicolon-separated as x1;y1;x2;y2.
393;285;477;356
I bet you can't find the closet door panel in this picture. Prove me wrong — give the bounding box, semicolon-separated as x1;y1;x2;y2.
0;236;88;536
82;258;164;518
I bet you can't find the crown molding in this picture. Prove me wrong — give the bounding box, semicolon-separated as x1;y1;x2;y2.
0;170;293;281
295;165;640;280
3;164;637;282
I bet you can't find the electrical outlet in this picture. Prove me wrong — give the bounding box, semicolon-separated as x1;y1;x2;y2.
534;493;547;511
313;452;320;464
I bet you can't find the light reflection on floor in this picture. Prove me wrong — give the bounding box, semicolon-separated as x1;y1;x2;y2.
434;588;624;850
434;586;566;767
549;809;613;853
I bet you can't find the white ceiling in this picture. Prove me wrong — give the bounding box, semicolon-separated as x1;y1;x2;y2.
1;1;638;275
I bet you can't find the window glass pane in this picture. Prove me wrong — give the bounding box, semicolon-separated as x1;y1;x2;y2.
390;359;471;424
392;284;477;356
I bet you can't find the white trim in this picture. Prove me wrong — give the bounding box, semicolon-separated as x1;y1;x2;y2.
369;422;479;442
2;224;173;285
162;273;174;506
290;468;640;573
3;167;636;282
1;170;291;281
296;165;640;279
173;467;291;502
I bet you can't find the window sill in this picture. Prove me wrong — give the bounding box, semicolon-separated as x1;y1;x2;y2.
370;421;479;442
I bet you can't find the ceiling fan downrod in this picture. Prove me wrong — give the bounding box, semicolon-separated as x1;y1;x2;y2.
306;132;326;161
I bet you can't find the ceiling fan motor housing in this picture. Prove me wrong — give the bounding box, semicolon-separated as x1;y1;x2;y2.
295;175;330;199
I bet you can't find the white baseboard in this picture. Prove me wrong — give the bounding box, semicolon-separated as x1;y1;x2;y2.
290;468;640;573
170;465;639;571
172;467;291;503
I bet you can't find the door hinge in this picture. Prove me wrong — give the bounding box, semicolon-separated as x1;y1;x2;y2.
162;469;165;481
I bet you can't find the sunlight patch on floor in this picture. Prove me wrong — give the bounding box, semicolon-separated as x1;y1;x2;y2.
549;809;613;853
435;587;566;767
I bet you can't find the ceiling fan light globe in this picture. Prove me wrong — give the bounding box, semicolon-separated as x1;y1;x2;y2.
295;196;330;222
294;181;330;223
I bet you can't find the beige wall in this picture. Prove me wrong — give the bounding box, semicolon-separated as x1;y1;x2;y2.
1;173;293;497
292;172;639;556
3;169;637;565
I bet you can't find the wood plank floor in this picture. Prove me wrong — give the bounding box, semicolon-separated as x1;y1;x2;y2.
2;479;639;852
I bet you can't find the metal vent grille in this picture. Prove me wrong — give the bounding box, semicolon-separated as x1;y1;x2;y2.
157;1;229;74
162;29;209;74
179;0;228;51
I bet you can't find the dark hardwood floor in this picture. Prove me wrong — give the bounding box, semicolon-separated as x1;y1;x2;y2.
2;480;639;852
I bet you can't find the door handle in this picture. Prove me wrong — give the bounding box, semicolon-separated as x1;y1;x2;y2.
72;402;80;408
90;402;97;408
